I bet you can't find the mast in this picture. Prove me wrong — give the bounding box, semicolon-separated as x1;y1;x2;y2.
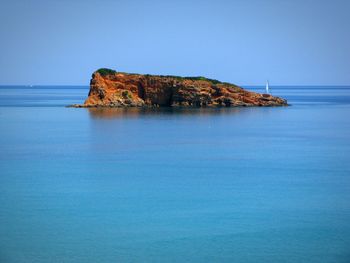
266;80;269;94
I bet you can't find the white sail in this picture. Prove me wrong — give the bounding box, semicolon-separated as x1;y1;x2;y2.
265;80;269;94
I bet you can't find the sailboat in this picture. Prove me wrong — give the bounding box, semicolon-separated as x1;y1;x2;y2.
265;80;269;94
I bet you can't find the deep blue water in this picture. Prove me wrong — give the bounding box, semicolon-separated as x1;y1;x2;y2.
0;86;350;262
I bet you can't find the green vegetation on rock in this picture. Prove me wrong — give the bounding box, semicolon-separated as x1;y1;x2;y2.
96;68;233;86
96;68;117;76
145;74;223;85
122;90;131;98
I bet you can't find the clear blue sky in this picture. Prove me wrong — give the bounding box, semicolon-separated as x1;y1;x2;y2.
0;0;349;85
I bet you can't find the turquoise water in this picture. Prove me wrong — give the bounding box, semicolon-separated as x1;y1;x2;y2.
0;86;350;262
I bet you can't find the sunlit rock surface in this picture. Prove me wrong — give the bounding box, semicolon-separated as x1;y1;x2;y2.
73;68;288;108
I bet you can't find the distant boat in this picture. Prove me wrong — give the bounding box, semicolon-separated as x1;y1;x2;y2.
265;80;269;94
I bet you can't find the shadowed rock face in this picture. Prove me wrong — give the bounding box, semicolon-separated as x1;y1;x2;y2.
73;69;288;107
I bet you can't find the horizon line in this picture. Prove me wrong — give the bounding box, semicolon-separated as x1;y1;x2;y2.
1;84;350;87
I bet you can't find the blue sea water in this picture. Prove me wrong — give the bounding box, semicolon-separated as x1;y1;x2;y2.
0;86;350;263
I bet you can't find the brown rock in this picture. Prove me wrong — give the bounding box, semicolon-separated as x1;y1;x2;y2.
74;68;288;108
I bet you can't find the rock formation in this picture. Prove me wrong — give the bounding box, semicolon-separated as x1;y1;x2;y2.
72;68;288;107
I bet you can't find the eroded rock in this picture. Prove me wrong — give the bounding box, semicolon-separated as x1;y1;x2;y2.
73;68;288;108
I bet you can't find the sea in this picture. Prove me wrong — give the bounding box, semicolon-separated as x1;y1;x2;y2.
0;86;350;263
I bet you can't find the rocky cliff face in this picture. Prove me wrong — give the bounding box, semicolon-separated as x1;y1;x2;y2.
74;69;287;107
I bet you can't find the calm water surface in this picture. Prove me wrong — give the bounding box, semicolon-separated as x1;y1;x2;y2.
0;86;350;262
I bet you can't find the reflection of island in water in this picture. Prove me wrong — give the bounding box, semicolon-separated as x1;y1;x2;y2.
87;107;272;119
